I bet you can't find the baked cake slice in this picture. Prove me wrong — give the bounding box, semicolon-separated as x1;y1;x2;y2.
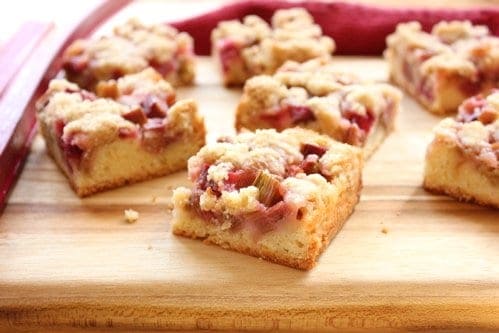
63;18;195;90
211;8;335;86
423;90;499;207
385;21;499;114
172;128;363;270
36;68;205;196
236;58;402;158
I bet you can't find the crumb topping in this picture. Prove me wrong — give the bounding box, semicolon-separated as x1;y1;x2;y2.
37;69;199;154
114;18;193;63
212;15;271;47
432;21;489;44
96;68;175;108
189;129;306;179
116;67;175;98
38;83;127;128
188;128;358;197
63;37;148;83
275;58;360;96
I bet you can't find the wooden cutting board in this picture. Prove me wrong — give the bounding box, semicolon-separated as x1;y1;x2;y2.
0;56;498;332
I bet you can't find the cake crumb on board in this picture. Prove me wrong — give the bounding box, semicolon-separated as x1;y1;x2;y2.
381;227;389;234
124;209;139;223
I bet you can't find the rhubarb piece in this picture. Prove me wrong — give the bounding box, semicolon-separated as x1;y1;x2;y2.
423;90;499;207
300;154;321;176
236;57;402;158
142;95;169;118
63;18;195;90
253;170;283;206
260;104;316;131
122;108;147;125
36;69;205;197
172;128;363;270
211;8;335;86
301;143;327;157
385;21;499;114
226;169;257;190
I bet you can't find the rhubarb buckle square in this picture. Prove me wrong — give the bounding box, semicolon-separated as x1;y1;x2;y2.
172;128;363;270
36;68;205;197
385;21;499;114
236;57;402;158
211;8;335;86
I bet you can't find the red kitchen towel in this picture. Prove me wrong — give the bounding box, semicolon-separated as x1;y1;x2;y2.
170;0;499;56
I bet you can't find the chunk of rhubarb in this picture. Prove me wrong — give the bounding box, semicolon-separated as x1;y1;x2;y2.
122;107;147;125
300;143;326;157
141;94;168;118
341;102;375;134
242;201;289;234
261;104;316;131
252;170;283;207
217;38;241;73
300;154;321;175
65;54;89;73
150;58;177;77
226;169;257;190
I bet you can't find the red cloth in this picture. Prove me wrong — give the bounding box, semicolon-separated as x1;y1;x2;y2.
170;1;499;56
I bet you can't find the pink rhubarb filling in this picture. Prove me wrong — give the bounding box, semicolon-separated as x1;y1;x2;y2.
217;38;244;75
150;59;177;78
261;98;376;146
401;48;438;102
260;104;316;131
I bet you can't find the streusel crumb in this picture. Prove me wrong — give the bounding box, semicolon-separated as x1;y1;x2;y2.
124;209;139;223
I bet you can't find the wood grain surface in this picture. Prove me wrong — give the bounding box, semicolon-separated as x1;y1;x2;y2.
0;55;498;332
